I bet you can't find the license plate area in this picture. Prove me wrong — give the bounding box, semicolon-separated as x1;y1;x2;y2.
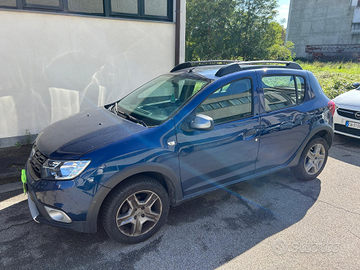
346;121;360;129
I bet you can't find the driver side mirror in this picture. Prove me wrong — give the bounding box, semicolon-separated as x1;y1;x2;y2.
190;114;214;131
353;82;360;89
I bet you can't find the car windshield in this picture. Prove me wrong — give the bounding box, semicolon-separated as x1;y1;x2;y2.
117;74;211;126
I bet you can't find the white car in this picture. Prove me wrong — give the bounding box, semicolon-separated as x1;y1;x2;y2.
333;84;360;139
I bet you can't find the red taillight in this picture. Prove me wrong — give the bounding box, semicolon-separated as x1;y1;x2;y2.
327;100;336;116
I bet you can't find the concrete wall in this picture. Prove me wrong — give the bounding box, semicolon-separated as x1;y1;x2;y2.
0;9;184;147
287;0;360;58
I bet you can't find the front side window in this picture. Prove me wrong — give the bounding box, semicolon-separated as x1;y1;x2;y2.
197;78;253;124
117;74;211;126
262;75;305;112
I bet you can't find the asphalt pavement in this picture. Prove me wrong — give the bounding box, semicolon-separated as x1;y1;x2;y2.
0;135;359;270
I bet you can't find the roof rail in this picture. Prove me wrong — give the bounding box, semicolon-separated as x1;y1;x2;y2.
215;61;302;77
170;60;235;72
171;60;303;76
237;60;302;69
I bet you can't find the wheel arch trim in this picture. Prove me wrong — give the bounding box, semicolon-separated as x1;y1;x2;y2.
84;163;182;233
288;124;333;167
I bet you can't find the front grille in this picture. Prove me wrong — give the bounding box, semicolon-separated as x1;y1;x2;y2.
30;146;47;178
337;108;360;120
334;124;360;137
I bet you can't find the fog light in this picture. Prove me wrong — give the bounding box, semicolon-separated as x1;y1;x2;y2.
44;206;72;223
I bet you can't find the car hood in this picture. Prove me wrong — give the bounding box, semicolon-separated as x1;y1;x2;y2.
333;90;360;109
36;107;147;160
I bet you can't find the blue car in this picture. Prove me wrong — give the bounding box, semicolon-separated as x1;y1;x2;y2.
25;61;334;243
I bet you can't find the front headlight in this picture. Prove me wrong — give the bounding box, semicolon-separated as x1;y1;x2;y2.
42;160;91;180
29;145;36;159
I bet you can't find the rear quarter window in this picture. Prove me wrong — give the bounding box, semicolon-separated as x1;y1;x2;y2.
262;75;306;112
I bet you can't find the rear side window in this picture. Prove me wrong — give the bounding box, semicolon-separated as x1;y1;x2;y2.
197;78;253;124
262;75;306;112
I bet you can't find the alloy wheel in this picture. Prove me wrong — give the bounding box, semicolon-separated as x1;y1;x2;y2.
116;190;162;237
304;143;326;175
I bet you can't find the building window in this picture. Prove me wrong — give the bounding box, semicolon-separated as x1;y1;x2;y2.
23;0;63;10
352;23;360;34
68;0;104;14
111;0;138;14
351;0;360;7
0;0;16;7
145;0;168;17
0;0;173;21
109;0;173;21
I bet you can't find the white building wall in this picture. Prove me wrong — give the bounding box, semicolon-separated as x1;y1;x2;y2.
0;10;178;146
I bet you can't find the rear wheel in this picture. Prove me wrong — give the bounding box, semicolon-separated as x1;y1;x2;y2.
291;137;329;181
102;176;169;244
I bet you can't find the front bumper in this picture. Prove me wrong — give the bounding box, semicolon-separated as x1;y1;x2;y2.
25;161;97;233
333;110;360;139
28;192;40;223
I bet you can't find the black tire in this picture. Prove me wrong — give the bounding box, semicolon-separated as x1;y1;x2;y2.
102;175;169;244
291;137;329;181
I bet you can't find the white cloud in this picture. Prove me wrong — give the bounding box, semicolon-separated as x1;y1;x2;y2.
276;4;290;27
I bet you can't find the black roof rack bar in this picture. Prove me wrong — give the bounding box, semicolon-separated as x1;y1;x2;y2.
215;63;242;77
171;60;236;72
236;60;302;70
215;61;302;77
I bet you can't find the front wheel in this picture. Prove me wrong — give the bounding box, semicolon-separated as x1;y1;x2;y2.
291;137;329;181
102;176;169;244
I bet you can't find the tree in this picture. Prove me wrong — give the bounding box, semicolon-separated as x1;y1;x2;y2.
232;0;278;60
186;0;235;60
186;0;292;61
264;22;295;60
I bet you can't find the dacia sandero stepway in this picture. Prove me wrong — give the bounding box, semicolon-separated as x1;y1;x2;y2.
24;61;334;243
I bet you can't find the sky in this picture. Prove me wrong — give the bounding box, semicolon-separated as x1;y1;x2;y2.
276;0;290;27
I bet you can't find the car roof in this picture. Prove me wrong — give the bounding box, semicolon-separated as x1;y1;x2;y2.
170;60;303;80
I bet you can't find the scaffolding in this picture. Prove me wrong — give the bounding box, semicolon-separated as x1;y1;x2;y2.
305;44;360;60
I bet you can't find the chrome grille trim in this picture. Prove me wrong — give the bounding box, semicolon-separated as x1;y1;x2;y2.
30;146;47;178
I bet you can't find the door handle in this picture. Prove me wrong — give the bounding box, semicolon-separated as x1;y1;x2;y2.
243;129;257;140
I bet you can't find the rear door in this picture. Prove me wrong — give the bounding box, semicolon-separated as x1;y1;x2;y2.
255;70;312;172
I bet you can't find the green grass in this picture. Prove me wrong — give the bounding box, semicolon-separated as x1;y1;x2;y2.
296;61;360;99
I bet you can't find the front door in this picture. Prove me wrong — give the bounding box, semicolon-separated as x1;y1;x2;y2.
176;75;260;197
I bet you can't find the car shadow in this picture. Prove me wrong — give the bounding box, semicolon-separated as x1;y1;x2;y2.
0;169;320;270
329;134;360;166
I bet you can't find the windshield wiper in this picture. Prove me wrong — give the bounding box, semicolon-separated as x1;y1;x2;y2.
113;103;148;127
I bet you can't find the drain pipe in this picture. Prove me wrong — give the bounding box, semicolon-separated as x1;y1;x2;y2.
175;0;181;65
